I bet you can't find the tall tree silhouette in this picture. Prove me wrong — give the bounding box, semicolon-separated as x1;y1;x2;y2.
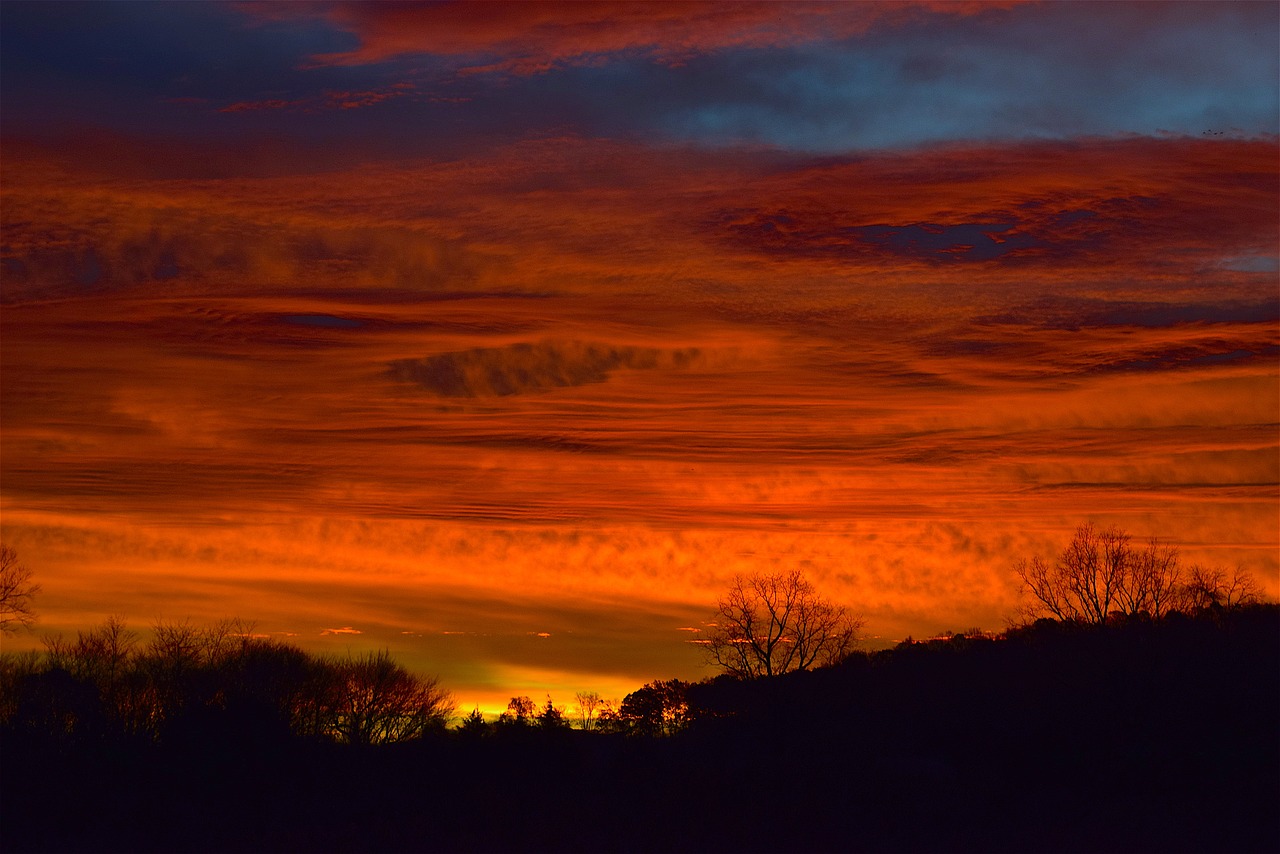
573;690;603;731
43;616;143;735
704;570;862;679
0;546;40;634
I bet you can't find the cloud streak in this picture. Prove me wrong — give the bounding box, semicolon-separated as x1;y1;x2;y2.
281;1;1006;71
2;3;1275;710
388;341;701;398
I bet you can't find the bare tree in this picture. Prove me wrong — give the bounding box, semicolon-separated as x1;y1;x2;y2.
325;650;454;745
143;618;257;668
573;690;603;731
1179;564;1263;610
43;616;138;682
705;570;862;679
0;545;40;634
43;616;149;734
1119;537;1184;618
1016;523;1186;624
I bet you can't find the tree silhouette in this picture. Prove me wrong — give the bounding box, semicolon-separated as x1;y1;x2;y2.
617;679;689;736
137;618;258;733
43;616;144;735
457;707;490;738
497;695;537;728
0;546;40;634
1016;523;1187;624
537;695;568;730
43;616;138;682
1181;564;1263;610
325;650;454;744
705;570;862;678
217;634;327;739
3;617;463;750
573;690;603;731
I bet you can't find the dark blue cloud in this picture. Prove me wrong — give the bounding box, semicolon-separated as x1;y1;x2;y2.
979;297;1280;330
0;1;549;169
283;314;363;329
727;215;1045;262
1101;346;1279;374
387;341;700;398
2;1;1275;161
0;2;351;93
3;3;598;167
650;2;1278;150
1;1;367;138
852;223;1041;262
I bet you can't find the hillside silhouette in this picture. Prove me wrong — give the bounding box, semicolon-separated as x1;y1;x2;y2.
2;603;1276;853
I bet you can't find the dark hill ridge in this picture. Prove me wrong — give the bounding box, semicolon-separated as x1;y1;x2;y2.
3;604;1276;853
682;606;1279;852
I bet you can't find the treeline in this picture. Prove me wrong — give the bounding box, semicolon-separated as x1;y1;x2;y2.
1;618;453;748
1015;523;1264;623
0;615;699;749
457;678;692;740
3;603;1276;853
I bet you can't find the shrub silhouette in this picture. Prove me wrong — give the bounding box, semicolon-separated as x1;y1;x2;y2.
323;649;454;744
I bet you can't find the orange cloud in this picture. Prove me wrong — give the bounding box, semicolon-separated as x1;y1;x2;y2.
2;131;1275;710
8;134;1270;300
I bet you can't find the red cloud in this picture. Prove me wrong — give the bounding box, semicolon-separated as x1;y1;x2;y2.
702;136;1279;284
217;85;416;114
248;1;1017;72
4;133;1272;303
220;98;304;113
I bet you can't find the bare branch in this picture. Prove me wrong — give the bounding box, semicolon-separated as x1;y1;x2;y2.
705;570;861;679
1182;564;1264;611
0;545;41;634
1015;524;1237;624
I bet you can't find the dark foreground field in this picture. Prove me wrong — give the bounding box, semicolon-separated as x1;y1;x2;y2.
4;605;1277;854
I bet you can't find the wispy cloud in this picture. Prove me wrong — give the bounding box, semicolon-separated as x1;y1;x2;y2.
278;2;1006;72
387;341;702;398
219;84;417;113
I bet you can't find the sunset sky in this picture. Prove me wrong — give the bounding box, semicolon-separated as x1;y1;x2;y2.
2;1;1277;714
